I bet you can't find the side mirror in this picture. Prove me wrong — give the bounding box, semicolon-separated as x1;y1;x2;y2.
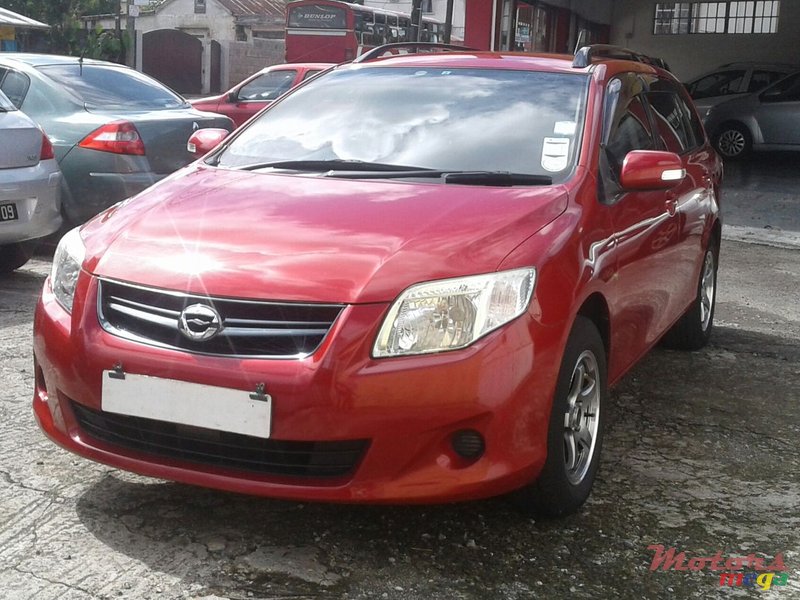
228;90;238;103
187;128;230;158
620;150;685;190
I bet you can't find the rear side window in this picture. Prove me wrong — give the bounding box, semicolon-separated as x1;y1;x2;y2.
37;64;186;110
748;70;789;93
301;69;323;82
0;69;30;109
0;88;16;111
646;91;697;153
762;73;800;102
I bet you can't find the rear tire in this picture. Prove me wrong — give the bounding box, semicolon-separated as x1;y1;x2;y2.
512;316;607;517
662;241;718;351
0;241;36;274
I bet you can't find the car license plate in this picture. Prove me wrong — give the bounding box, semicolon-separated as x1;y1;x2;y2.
101;371;271;438
0;203;18;222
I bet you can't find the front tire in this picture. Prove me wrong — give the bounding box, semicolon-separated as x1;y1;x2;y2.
513;316;607;517
714;123;752;160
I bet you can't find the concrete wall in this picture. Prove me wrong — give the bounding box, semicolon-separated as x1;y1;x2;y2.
551;0;613;25
227;38;286;86
610;0;800;81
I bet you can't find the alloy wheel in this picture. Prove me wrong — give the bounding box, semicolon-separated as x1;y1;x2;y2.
563;350;601;485
700;250;716;332
717;129;746;157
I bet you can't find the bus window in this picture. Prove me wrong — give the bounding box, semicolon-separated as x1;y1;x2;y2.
354;9;376;45
399;17;411;42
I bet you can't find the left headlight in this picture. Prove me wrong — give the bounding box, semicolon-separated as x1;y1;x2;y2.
50;227;86;313
373;267;536;358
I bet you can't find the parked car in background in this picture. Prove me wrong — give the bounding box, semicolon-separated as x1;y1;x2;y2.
705;70;800;159
190;63;334;128
686;62;796;121
0;89;61;274
0;54;234;225
34;45;722;517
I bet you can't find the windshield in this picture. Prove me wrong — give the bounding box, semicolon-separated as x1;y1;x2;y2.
37;64;187;111
216;67;589;182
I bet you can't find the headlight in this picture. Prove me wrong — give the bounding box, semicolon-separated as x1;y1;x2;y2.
373;267;536;358
50;227;86;313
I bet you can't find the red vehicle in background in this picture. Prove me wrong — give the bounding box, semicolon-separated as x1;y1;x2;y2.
190;63;333;127
286;0;447;63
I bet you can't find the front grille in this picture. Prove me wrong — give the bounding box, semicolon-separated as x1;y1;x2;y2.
71;401;369;478
97;279;344;358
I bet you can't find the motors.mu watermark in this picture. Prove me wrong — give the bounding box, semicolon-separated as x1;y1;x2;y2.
648;544;791;591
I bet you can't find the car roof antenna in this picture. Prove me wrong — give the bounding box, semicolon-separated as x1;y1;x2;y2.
79;47;87;76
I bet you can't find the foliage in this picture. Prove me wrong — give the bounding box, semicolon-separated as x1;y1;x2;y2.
3;0;126;61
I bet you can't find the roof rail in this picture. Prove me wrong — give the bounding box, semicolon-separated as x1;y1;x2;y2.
353;42;474;64
572;44;671;72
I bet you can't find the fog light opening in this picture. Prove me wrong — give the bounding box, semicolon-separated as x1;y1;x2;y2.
451;429;485;461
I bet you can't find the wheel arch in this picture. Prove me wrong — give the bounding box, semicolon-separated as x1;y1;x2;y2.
575;293;611;361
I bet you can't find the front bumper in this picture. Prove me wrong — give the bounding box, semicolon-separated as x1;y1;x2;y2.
33;273;562;503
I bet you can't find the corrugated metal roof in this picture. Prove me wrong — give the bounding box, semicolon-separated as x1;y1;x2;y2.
214;0;286;18
0;7;50;29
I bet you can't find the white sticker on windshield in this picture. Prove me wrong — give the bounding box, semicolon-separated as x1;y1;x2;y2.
554;121;577;136
542;138;570;172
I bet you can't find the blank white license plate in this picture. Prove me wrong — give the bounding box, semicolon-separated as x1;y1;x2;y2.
101;372;271;438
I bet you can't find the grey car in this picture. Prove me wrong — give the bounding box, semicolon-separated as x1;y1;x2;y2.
0;54;233;225
686;62;796;122
0;89;61;273
705;70;800;159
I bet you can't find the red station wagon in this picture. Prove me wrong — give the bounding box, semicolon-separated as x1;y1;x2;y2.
33;44;722;516
190;62;334;128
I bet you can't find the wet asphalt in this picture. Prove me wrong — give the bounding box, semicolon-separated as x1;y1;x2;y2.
1;158;799;599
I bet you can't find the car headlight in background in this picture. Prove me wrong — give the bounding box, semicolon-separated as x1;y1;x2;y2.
50;227;86;313
373;267;536;358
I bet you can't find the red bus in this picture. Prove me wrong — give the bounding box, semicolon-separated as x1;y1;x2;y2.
285;0;448;63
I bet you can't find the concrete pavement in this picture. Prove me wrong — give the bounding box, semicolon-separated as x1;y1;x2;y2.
1;236;798;599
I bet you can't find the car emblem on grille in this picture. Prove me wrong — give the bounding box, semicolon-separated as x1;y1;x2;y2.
192;121;200;131
178;303;222;341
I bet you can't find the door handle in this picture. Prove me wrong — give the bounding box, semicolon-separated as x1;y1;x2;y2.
665;194;678;216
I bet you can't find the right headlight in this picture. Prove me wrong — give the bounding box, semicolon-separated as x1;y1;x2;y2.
50;227;86;313
373;267;536;358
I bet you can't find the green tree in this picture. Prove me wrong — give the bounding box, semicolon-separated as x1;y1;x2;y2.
3;0;121;57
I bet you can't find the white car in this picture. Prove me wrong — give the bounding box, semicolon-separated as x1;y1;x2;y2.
0;89;61;273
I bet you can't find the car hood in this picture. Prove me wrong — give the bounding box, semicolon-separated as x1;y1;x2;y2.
81;166;568;304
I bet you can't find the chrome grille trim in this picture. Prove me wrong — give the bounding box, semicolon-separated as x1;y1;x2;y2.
97;278;345;359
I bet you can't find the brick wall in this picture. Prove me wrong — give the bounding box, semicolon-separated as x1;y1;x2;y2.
227;39;286;86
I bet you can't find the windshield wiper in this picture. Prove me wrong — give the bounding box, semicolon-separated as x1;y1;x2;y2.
235;159;434;172
332;170;553;186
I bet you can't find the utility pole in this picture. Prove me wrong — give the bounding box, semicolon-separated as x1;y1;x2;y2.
411;0;422;42
443;0;454;43
125;1;136;67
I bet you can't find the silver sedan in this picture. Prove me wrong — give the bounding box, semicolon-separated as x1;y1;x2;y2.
0;89;61;273
705;71;800;159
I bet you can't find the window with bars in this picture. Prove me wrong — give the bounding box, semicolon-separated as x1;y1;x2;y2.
653;1;779;34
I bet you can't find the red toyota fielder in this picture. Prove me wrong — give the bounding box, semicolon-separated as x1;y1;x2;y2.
33;45;722;516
